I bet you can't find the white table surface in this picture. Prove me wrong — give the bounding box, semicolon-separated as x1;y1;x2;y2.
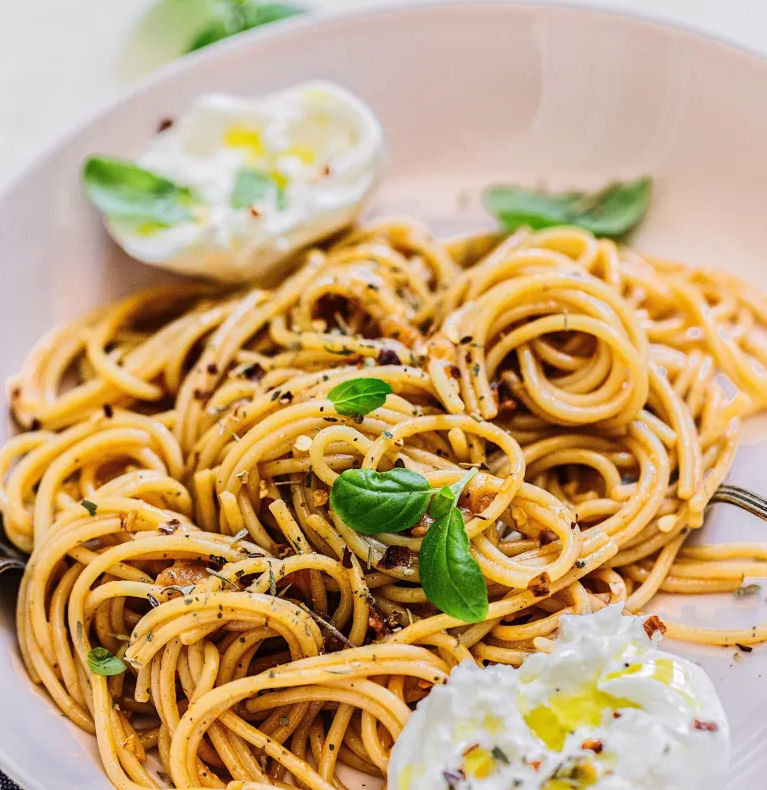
1;0;766;195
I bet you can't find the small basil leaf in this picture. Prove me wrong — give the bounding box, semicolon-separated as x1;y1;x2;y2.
428;468;478;520
484;176;651;238
419;506;488;622
330;468;431;535
83;157;196;226
87;646;127;676
231;167;273;209
328;378;393;418
187;2;305;52
428;486;454;521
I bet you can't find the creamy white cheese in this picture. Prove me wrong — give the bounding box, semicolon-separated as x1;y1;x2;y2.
388;605;729;790
106;81;385;281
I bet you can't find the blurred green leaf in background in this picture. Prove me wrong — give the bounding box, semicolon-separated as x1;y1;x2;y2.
187;1;306;51
120;0;307;81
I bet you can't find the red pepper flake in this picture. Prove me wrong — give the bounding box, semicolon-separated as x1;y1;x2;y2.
206;363;219;375
448;365;461;379
193;388;210;400
29;417;41;430
462;743;480;757
376;348;401;366
156;117;174;132
529;572;551;597
643;615;667;639
736;643;753;652
377;545;412;570
322;164;332;177
581;739;603;753
693;719;719;732
341;546;353;569
102;403;114;418
528;759;542;771
612;711;622;719
10;386;21;399
249;206;261;217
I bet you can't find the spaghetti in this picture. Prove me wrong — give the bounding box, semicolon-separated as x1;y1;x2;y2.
3;220;767;789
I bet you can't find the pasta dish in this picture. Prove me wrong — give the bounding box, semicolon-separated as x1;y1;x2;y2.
2;219;765;789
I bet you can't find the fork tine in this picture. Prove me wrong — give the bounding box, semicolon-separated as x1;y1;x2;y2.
710;485;767;521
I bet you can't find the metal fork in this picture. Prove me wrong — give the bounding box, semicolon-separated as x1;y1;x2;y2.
709;485;767;521
0;484;764;580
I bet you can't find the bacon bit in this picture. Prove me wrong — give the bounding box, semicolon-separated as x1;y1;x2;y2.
206;363;219;375
341;547;353;569
377;545;412;570
156;561;209;588
102;403;114;418
581;739;603;753
693;719;719;732
368;602;397;639
539;529;558;545
159;518;180;534
249;206;261;217
376;348;401;366
458;472;500;514
462;743;480;757
529;572;551;597
643;615;667;639
492;380;517;414
410;512;433;538
242;362;265;381
156;117;174;132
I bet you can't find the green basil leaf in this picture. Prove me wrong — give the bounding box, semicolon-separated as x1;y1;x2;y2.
484;176;651;238
328;378;393;418
83;157;196;226
419;506;488;622
187;2;305;52
428;468;478;520
330;468;431;535
231;167;273;208
87;646;127;676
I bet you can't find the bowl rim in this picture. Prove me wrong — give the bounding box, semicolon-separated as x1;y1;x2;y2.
2;0;767;208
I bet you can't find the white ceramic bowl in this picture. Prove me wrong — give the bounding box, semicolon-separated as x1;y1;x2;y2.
1;3;767;788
